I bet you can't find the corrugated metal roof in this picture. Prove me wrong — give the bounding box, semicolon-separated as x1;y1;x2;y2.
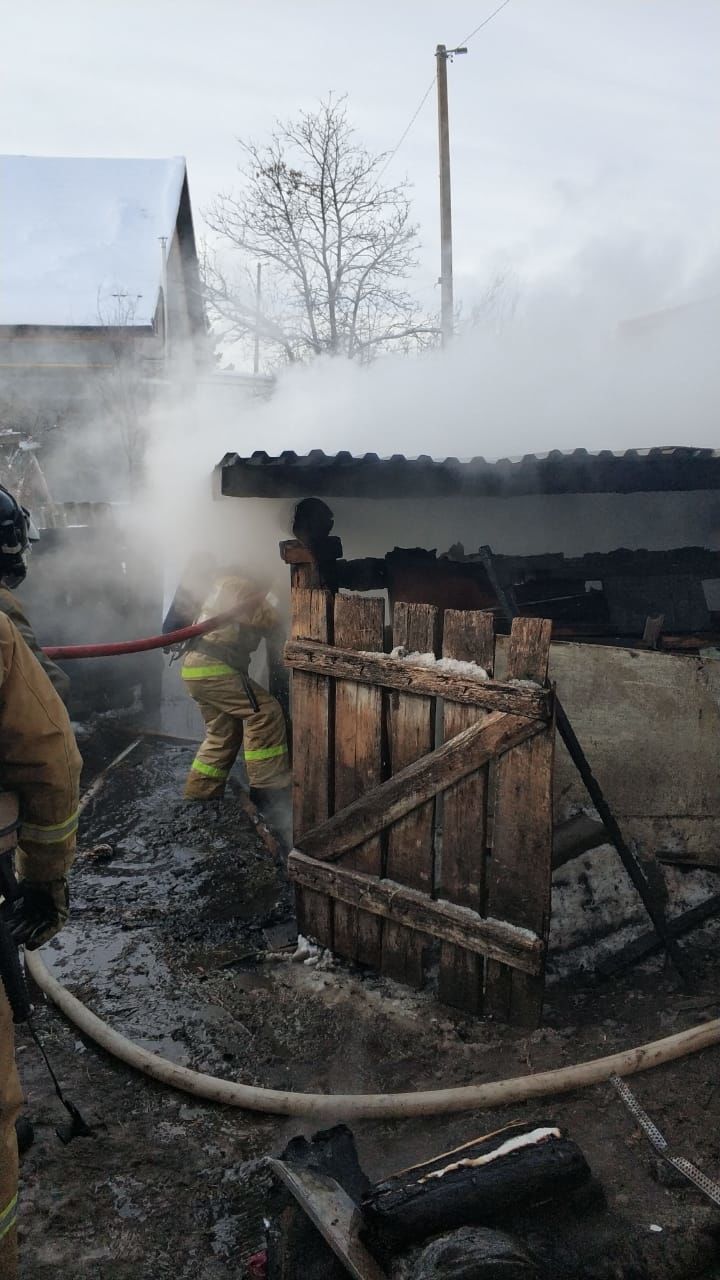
219;446;720;499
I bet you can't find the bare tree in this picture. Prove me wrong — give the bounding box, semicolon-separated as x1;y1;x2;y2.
203;96;438;365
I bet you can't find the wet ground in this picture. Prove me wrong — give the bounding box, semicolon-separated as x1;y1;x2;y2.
14;727;720;1278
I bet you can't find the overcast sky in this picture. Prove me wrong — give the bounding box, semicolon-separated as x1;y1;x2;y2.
4;0;720;320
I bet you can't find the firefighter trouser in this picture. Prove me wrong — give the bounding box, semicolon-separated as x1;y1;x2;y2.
182;670;290;799
0;986;21;1279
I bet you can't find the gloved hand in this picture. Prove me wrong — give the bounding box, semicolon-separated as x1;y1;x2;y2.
5;878;69;950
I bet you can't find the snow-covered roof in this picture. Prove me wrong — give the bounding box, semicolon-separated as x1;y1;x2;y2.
0;155;188;328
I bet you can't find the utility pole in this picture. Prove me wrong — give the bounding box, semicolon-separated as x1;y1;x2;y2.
436;43;466;345
253;262;262;375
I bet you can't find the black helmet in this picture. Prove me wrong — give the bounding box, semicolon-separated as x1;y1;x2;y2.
0;485;38;589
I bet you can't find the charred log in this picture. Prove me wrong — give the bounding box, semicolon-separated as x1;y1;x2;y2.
361;1122;591;1255
279;1125;371;1205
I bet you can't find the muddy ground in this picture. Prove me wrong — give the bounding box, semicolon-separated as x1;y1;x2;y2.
14;727;720;1278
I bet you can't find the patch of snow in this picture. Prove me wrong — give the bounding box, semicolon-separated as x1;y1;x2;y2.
291;935;313;963
386;649;489;679
437;656;489;679
549;845;720;977
434;896;539;942
0;155;187;327
291;934;335;969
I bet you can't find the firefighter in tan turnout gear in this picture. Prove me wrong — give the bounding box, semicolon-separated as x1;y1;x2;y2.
180;571;291;800
0;496;81;1279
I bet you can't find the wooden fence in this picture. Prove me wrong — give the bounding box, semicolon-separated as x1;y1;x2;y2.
285;589;555;1026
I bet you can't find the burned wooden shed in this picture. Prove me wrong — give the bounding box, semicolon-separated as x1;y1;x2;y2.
219;445;720;869
214;446;720;1021
219;445;720;647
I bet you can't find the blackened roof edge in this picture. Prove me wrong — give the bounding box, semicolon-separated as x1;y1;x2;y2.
218;446;720;500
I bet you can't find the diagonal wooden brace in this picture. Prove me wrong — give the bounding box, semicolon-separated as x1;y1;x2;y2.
297;711;545;862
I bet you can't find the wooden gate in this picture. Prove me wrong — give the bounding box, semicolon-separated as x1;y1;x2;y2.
285;589;555;1027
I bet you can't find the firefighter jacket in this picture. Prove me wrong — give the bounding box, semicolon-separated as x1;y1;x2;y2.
0;611;81;883
183;574;279;677
0;586;70;705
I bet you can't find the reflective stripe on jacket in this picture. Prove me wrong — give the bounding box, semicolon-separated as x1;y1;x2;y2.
0;1192;17;1243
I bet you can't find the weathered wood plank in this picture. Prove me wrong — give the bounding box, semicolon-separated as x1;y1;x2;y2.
268;1159;385;1280
291;588;334;948
284;640;549;719
438;610;495;1014
333;595;385;966
485;617;554;1027
298;711;542;862
290;562;321;591
287;852;543;973
280;536;343;565
383;603;440;987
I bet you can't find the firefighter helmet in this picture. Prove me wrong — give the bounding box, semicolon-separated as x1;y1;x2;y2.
0;485;38;588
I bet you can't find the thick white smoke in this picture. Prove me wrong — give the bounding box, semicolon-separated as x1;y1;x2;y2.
142;231;720;576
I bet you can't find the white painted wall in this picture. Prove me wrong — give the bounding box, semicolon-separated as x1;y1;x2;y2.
218;487;720;566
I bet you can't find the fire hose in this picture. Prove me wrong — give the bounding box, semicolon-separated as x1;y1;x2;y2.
42;598;268;661
22;949;720;1120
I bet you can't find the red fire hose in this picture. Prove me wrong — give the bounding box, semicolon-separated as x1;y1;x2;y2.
43;598;267;661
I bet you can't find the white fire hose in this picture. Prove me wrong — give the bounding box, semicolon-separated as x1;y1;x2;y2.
25;948;720;1121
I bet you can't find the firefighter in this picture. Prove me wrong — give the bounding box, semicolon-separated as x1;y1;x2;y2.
0;608;81;1277
180;570;291;800
0;485;70;704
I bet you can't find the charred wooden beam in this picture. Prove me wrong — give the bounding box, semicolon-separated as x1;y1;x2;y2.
361;1122;592;1255
287;851;543;973
284;641;551;719
553;814;608;869
294;712;544;862
457;546;720;580
596;891;720;979
336;559;388;593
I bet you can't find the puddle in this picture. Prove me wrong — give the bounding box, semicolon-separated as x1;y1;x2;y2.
229;969;272;994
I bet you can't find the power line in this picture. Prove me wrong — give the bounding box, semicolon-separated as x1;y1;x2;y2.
459;0;512;47
378;0;513;180
378;78;435;180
